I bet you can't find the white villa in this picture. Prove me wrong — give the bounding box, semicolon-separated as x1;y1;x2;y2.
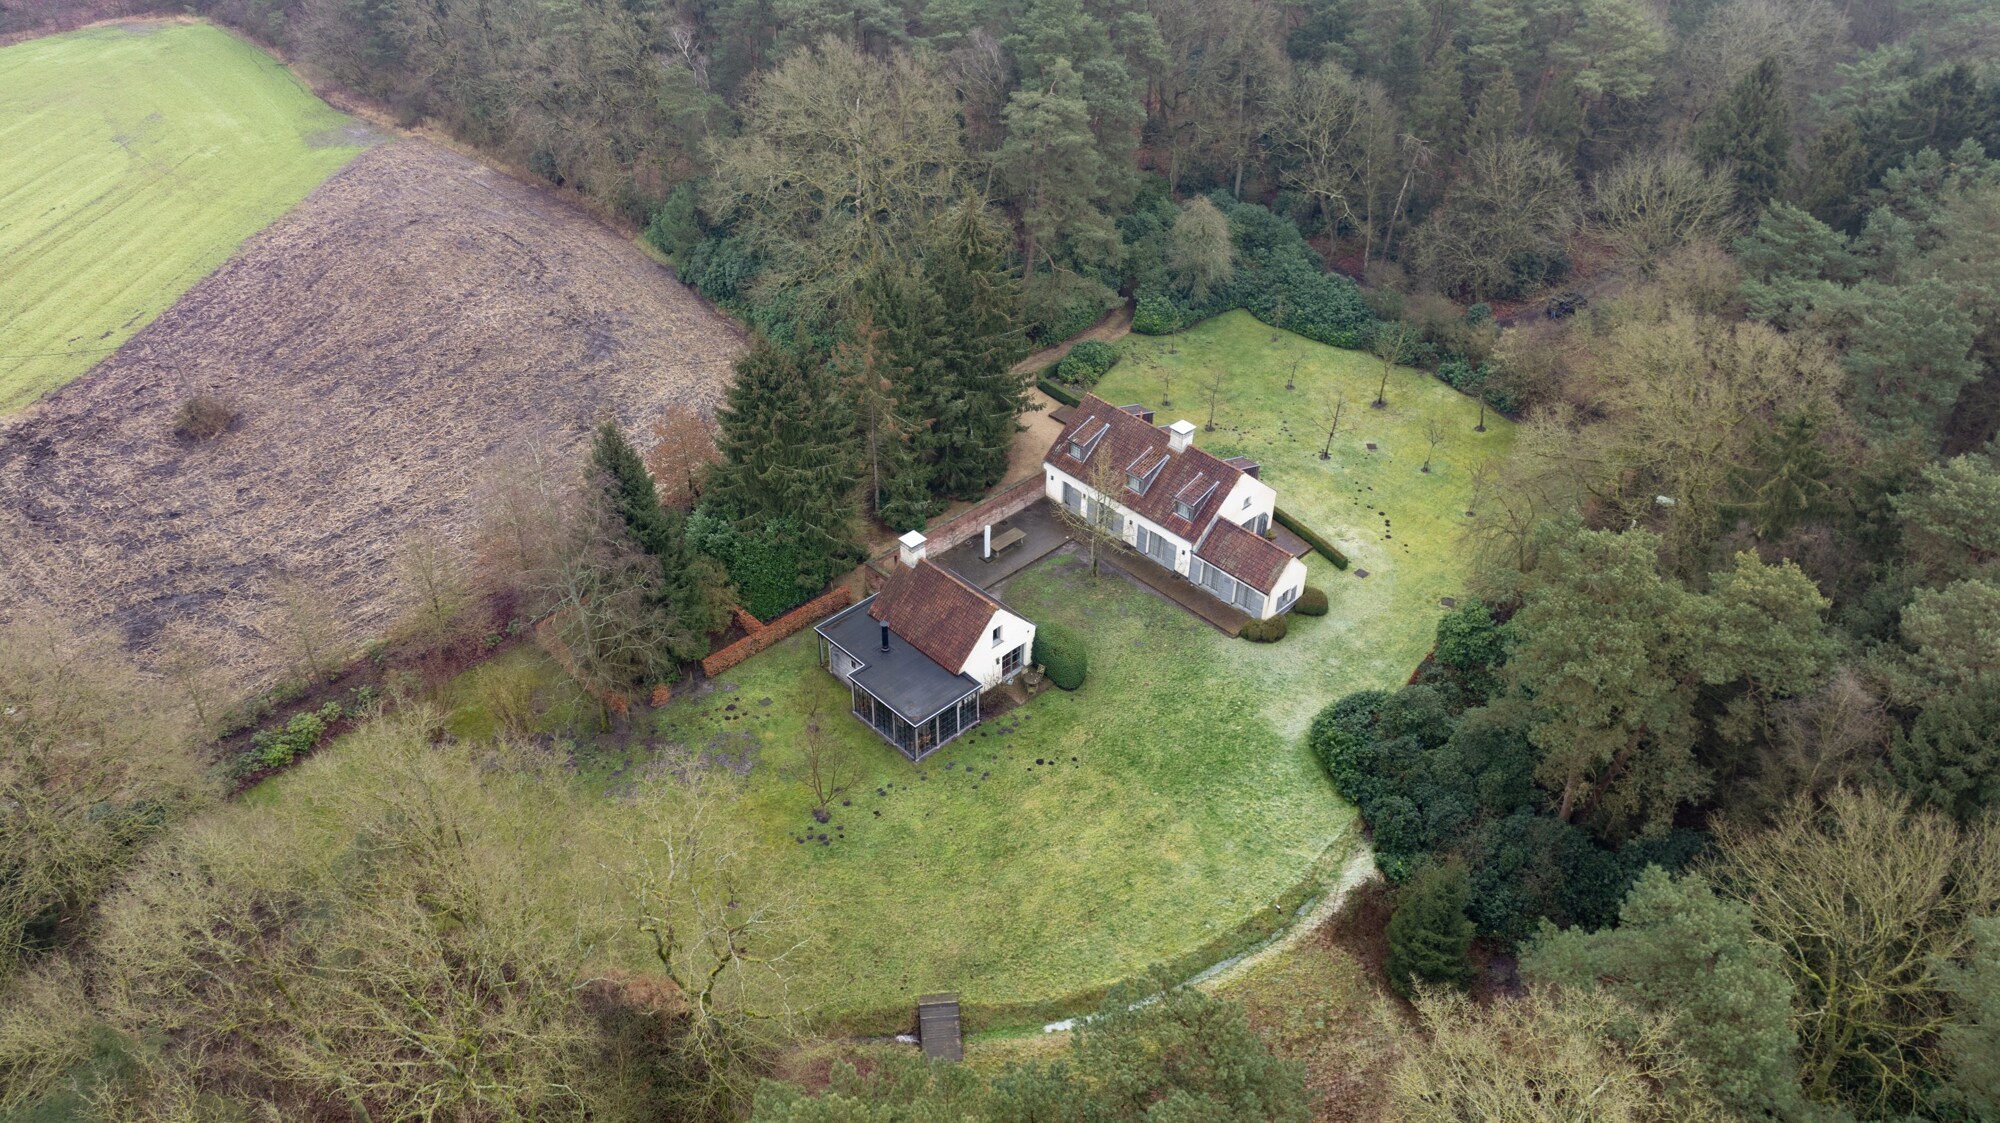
1043;394;1308;620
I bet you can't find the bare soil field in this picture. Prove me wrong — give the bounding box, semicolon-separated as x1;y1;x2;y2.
0;139;744;685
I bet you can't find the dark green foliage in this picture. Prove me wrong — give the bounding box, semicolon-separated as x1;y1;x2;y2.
1054;340;1120;386
1239;614;1289;642
753;980;1306;1121
1432;601;1504;702
642;182;705;266
708;336;859;589
1524;869;1808;1119
1888;687;2000;822
592;421;732;661
1694;57;1792;211
1385;860;1476;997
1273;507;1349;567
1293;586;1328;616
1032;623;1088;690
686;508;826;622
1938;918;2000;1117
1036;377;1083;407
1132;288;1181;335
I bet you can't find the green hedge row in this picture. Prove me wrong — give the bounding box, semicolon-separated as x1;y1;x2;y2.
1037;377;1083;407
1275;507;1348;569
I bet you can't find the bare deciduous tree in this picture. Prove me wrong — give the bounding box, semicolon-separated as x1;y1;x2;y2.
1200;365;1227;432
1422;416;1447;473
1314;387;1350;461
394;528;477;658
1053;449;1132;577
1371;321;1414;409
0;617;208;982
268;573;343;685
1712;788;2000;1115
798;683;854;814
622;775;802;1119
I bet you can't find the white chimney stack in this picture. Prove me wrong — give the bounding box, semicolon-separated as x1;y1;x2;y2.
898;530;929;568
1167;419;1197;453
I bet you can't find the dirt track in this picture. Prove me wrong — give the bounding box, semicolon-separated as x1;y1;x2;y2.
0;140;744;685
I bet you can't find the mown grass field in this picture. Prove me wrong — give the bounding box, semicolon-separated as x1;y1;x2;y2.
0;21;367;411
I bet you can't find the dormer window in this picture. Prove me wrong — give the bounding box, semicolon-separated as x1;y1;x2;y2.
1127;473;1144;491
1067;419;1110;463
1174;499;1194;520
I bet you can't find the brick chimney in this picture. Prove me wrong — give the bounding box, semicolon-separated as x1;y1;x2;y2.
1167;419;1197;453
898;530;929;568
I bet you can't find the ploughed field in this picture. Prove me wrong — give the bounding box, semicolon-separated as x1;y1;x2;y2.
0;132;744;683
0;21;369;410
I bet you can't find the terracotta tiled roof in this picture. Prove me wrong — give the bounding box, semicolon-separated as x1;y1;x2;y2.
1045;395;1244;537
1197;517;1295;594
869;560;1003;672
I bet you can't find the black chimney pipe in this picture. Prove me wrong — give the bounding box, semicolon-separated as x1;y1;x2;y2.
879;620;890;652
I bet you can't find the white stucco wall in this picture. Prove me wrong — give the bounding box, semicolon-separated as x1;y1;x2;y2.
957;607;1037;688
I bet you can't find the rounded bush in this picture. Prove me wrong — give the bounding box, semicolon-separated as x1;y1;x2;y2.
1293;586;1329;616
1133;289;1182;335
1055;339;1120;387
1239;614;1289;643
1032;624;1088;690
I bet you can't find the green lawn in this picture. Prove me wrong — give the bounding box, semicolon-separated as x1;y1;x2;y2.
0;21;368;411
245;308;1510;1033
1099;309;1518;735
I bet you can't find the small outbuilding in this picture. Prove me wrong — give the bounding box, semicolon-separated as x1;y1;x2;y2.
813;533;1036;762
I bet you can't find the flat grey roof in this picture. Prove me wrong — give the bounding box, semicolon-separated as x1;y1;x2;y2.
816;595;980;722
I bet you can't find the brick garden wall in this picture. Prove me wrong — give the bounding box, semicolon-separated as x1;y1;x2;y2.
699;586;854;678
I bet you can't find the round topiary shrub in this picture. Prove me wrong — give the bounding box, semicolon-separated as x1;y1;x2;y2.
1293;586;1329;616
1032;623;1088;690
1240;614;1289;643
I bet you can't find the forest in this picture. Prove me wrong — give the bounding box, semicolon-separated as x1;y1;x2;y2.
4;0;2000;1118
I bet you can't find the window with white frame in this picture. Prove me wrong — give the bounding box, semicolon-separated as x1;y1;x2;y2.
992;624;1004;647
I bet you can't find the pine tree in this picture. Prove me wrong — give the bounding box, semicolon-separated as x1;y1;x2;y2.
1798;117;1870;231
590;421;731;661
921;202;1030;499
709;335;860;588
1385;859;1476;997
1693;56;1792;212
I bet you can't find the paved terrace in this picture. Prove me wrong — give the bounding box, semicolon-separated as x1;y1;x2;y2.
933;499;1073;589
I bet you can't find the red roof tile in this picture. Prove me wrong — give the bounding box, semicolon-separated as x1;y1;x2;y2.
1197;517;1295;593
1045;395;1245;536
869;560;1004;671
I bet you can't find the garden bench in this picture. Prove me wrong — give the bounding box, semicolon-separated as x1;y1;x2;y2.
988;526;1027;557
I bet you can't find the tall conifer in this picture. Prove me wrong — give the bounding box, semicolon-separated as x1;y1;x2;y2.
709;335;860;584
591;420;731;660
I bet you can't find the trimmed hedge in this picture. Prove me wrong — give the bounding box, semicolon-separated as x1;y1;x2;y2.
1037;378;1083;407
1240;614;1289;643
1056;340;1120;386
1033;623;1088;690
1294;585;1329;616
1274;507;1349;569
